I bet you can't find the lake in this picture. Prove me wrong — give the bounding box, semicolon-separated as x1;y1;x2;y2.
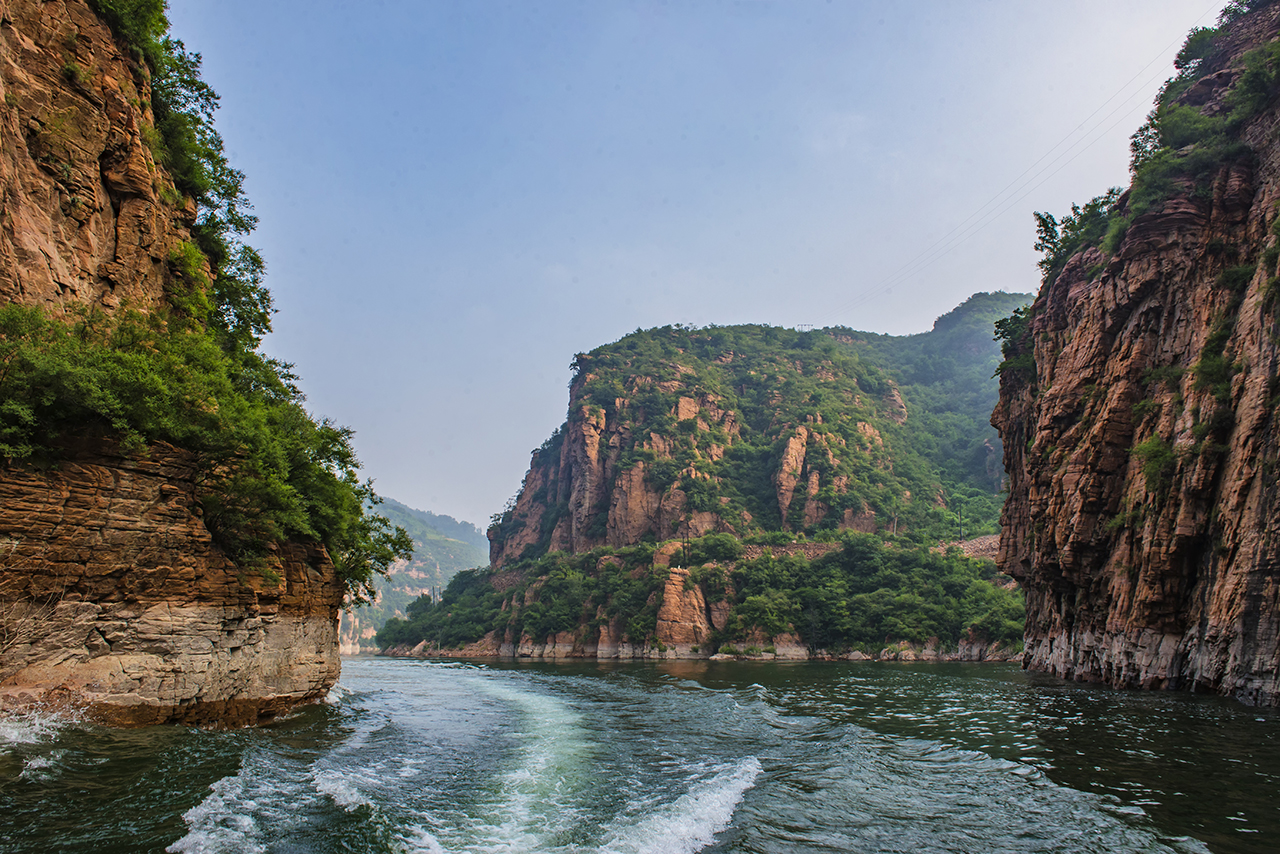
1;656;1276;853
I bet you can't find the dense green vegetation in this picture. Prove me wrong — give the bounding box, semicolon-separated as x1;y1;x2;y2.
492;292;1027;552
346;500;488;634
376;531;1023;653
862;292;1027;521
1031;0;1280;289
0;2;411;596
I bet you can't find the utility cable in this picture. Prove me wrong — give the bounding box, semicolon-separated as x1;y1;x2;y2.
825;1;1223;326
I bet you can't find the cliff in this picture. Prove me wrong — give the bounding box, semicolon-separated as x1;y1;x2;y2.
0;0;184;315
489;293;1027;569
0;1;361;723
0;440;341;726
994;3;1280;705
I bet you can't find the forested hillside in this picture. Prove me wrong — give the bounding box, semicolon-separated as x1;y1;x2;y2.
380;293;1029;658
487;290;1029;567
339;500;487;652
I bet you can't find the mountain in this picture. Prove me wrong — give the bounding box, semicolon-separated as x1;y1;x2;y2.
994;1;1280;705
487;291;1030;569
339;500;487;653
0;1;407;724
383;501;489;552
379;293;1029;660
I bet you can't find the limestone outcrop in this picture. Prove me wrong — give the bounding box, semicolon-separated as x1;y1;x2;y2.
0;440;342;726
994;6;1280;705
0;1;346;724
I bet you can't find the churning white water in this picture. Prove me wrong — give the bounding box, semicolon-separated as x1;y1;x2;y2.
3;657;1277;853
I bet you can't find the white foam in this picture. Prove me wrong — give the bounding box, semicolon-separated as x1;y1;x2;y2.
597;756;762;854
313;767;374;811
324;682;350;705
399;825;450;854
409;675;595;852
166;770;268;854
19;750;64;782
0;709;70;746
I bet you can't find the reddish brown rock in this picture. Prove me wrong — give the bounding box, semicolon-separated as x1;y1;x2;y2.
0;0;191;317
994;6;1280;706
0;441;343;726
654;567;714;653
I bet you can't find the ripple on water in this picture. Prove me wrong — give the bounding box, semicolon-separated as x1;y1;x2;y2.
4;659;1273;853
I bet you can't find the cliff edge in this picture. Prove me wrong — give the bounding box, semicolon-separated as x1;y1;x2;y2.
0;1;373;724
994;3;1280;705
0;440;342;726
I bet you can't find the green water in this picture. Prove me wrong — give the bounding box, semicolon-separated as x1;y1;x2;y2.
0;658;1275;853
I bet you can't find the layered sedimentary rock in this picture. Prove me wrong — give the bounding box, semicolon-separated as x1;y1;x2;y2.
0;441;342;725
0;1;345;724
994;7;1280;705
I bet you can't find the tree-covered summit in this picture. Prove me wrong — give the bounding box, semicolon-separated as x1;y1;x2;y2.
488;291;1030;565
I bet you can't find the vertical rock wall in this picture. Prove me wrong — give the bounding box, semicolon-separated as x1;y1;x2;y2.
994;7;1280;705
0;0;189;315
0;441;343;725
0;1;346;724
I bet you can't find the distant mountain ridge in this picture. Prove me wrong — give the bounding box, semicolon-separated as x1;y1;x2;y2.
339;500;487;653
382;500;488;552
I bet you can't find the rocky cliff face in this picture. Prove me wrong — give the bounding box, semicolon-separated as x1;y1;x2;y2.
488;302;1025;569
489;388;753;568
994;6;1280;705
0;440;342;726
0;0;187;316
0;1;345;724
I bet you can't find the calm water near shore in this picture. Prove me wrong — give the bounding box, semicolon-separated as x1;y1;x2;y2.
0;656;1276;853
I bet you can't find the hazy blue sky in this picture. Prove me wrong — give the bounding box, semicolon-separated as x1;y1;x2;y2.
166;0;1218;527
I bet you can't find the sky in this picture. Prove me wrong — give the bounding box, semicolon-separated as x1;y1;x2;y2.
165;0;1221;528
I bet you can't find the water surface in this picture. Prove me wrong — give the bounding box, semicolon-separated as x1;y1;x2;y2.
1;657;1275;853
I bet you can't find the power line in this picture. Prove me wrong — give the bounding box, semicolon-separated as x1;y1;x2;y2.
826;2;1222;324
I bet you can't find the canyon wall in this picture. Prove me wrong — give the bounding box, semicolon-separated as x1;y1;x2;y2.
995;6;1280;705
0;0;186;316
0;1;345;723
0;441;342;726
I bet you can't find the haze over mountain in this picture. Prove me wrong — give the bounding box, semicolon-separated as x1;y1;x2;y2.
163;0;1217;526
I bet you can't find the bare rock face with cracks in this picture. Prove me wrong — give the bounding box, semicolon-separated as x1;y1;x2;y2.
0;0;344;725
995;5;1280;706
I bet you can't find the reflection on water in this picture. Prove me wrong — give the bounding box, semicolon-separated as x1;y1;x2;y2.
0;657;1274;853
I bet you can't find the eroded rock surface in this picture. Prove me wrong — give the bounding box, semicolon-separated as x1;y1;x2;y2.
994;6;1280;705
0;441;342;726
0;0;190;316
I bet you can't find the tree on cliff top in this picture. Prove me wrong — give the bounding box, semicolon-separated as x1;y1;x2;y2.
0;1;413;598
